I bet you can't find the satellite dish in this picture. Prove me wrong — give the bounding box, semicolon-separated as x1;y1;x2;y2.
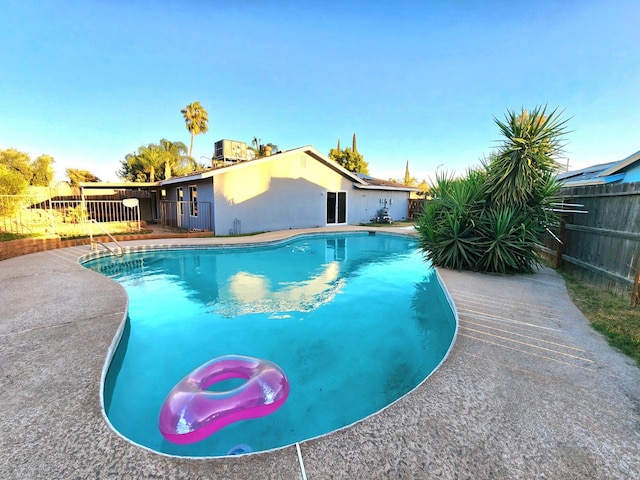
122;198;139;208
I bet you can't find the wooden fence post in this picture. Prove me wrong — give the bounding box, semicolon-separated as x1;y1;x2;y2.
632;254;640;307
554;217;566;269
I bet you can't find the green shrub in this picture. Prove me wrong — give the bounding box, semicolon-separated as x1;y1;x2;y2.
417;106;568;273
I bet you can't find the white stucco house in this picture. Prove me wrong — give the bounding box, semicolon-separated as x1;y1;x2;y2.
157;145;418;235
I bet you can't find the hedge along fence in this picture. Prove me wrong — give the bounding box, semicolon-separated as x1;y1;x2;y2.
540;181;640;305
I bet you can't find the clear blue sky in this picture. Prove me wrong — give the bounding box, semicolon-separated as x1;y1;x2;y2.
1;0;638;183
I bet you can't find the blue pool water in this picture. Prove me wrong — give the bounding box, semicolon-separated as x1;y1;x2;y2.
85;233;456;457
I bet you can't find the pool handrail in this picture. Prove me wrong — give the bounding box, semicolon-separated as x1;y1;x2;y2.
89;219;124;257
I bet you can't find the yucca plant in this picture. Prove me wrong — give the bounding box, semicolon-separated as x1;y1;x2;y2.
476;206;541;273
417;105;568;273
416;169;487;270
486;105;568;209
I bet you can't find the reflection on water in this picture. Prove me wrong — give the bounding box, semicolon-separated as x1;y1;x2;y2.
90;235;410;317
218;261;344;317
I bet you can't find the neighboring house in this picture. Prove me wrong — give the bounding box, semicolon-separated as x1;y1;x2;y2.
558;149;640;186
158;145;418;235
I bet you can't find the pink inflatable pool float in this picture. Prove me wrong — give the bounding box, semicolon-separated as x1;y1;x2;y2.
158;355;290;445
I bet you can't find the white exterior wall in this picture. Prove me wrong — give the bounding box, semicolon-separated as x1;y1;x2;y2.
212;151;354;235
349;189;409;223
385;190;411;221
161;148;414;235
348;191;374;224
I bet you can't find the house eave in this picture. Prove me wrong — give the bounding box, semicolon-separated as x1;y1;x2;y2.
353;183;420;192
563;172;626;187
596;149;640;177
160;172;211;185
79;181;160;188
562;179;606;187
303;147;368;185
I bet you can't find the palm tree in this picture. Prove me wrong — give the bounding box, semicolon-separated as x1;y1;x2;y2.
135;145;165;182
159;139;189;178
181;101;209;157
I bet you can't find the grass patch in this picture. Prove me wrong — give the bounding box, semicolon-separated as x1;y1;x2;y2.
562;273;640;366
0;232;32;241
60;230;154;240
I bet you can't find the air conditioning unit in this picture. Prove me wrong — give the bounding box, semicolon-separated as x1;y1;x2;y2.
213;140;249;162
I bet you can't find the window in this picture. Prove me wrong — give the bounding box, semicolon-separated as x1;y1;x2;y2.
189;185;198;217
326;191;346;224
177;187;184;215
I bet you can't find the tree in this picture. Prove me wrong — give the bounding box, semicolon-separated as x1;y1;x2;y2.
0;148;57;215
416;105;568;274
417;179;429;196
118;150;158;183
0;148;57;195
399;161;419;186
158;138;189;179
0;163;29;196
332;148;369;174
66;168;101;187
181;101;209;156
135;145;165;182
328;134;369;174
248;138;279;158
0;148;32;182
118;139;193;181
31;155;55;186
0;164;28;216
249;137;261;158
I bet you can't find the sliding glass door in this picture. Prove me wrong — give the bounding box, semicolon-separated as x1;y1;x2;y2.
326;191;346;224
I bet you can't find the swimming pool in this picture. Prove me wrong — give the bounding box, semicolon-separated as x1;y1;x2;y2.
85;232;456;457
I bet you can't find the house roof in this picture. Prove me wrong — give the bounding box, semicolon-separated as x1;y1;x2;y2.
556;162;619;184
159;146;418;192
354;173;420;192
79;146;419;192
158;145;361;185
558;149;640;186
599;149;640;176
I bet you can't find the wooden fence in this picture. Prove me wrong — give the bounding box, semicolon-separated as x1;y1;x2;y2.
540;181;640;305
408;199;428;220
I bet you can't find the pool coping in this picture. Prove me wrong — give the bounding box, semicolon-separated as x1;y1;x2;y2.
1;226;639;479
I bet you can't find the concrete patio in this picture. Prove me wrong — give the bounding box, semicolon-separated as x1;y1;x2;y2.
1;227;638;479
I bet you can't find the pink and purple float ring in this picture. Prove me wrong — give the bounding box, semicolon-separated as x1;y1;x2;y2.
158;355;290;444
